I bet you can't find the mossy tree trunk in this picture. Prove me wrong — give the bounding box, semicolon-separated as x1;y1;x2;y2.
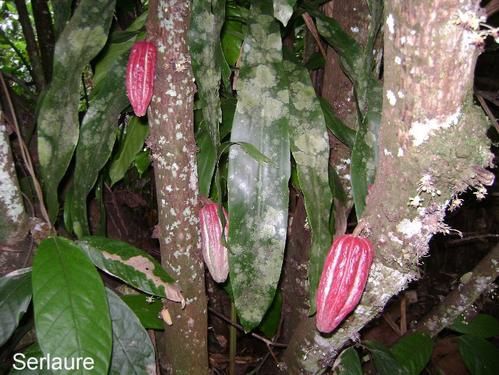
283;1;493;372
147;1;209;373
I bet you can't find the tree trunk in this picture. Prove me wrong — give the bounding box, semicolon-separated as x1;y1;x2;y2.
31;0;55;82
0;114;29;274
13;0;45;91
146;1;209;373
282;1;493;372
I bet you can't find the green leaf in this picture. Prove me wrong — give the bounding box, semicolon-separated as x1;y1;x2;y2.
133;150;151;177
319;97;356;148
121;294;163;330
32;237;112;375
0;268;32;346
273;0;296;26
304;51;325;71
450;314;499;338
284;57;332;313
109;117;149;186
313;12;362;81
390;333;433;375
459;335;499;375
335;347;362;375
76;236;183;304
226;141;272;164
9;343;52;374
221;20;245;66
227;0;290;331
197;124;218;196
37;0;116;222
106;289;156;374
365;341;404;375
258;292;282;338
189;0;225;148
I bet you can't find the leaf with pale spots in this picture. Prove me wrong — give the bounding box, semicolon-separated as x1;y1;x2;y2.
189;0;225;148
71;32;137;237
283;55;332;313
227;1;290;331
76;236;183;305
37;0;116;222
273;0;296;26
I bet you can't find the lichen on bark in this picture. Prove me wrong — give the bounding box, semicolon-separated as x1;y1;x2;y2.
146;0;208;373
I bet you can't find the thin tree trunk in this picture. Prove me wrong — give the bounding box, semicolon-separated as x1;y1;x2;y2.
31;0;55;82
283;1;492;372
146;1;209;373
13;0;45;91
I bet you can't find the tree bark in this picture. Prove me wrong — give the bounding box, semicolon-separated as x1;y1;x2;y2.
282;1;493;372
31;0;55;82
0;114;29;274
146;1;209;373
13;0;46;91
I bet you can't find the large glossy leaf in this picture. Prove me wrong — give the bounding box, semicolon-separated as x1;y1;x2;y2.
284;56;332;312
196;121;218;197
273;0;296;26
258;292;282;338
121;294;163;330
391;333;433;375
450;314;499;338
71;37;134;237
227;0;290;331
32;237;112;375
109;116;149;186
365;341;404;375
0;268;32;346
459;335;499;375
107;289;156;375
76;236;183;304
189;0;225;148
319;97;356;148
335;347;362;375
37;0;116;222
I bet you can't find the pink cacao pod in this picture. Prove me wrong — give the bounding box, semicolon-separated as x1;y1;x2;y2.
199;202;229;283
126;41;157;117
316;234;374;333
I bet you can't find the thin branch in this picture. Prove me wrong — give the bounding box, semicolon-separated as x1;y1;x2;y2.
0;29;33;78
475;92;499;133
13;0;46;91
208;307;288;348
412;242;499;337
0;72;52;230
302;12;328;59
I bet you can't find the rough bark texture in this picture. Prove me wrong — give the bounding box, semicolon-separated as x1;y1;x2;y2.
0;120;29;275
31;0;55;82
146;1;209;373
14;0;45;91
282;1;493;372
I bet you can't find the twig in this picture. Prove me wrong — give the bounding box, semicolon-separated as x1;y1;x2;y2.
412;242;499;337
475;92;499;134
208;307;287;348
0;72;53;230
302;13;328;59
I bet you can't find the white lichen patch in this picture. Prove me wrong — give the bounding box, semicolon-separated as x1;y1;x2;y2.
386;14;395;34
386;90;397;106
409;110;461;146
397;218;423;238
